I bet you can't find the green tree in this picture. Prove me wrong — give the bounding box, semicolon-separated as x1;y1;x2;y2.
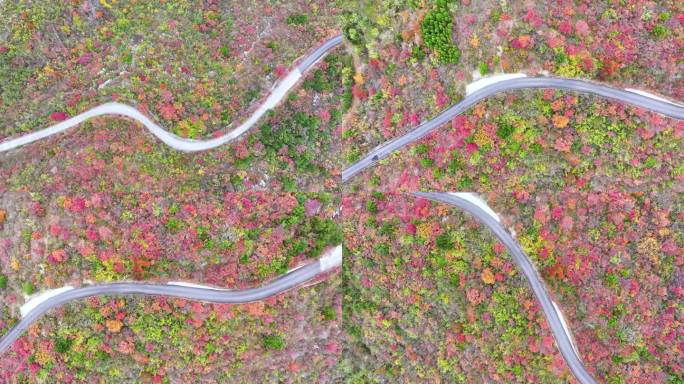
420;3;461;64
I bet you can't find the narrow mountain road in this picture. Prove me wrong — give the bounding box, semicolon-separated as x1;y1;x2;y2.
342;76;684;181
340;72;684;383
414;192;597;384
0;35;344;153
3;29;683;384
0;34;345;359
0;245;342;355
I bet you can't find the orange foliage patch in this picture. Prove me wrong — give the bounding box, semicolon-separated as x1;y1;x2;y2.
552;114;570;129
481;268;496;284
106;319;123;333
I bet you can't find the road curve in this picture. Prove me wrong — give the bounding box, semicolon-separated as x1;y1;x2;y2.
342;76;684;181
413;192;597;384
0;34;344;154
0;245;342;355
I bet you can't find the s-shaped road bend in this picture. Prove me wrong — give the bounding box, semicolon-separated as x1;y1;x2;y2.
0;34;344;153
0;245;342;355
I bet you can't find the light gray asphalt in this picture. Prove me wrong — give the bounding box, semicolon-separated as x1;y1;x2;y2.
0;260;323;355
297;34;344;71
0;35;344;153
342;77;684;181
414;192;598;384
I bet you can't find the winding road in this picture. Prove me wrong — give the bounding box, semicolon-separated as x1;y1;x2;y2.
342;76;684;181
0;34;344;153
0;34;344;360
340;68;684;383
0;245;342;355
414;192;596;384
2;29;684;384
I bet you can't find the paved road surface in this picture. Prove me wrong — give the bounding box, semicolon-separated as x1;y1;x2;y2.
0;245;342;355
342;76;684;181
0;34;345;358
3;31;682;383
414;192;597;384
0;35;344;153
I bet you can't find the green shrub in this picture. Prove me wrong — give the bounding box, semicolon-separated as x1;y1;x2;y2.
258;112;326;173
342;11;371;47
322;305;336;321
309;217;342;257
604;273;619;289
478;62;489;76
415;143;429;154
266;41;279;51
165;218;182;233
286;13;308;26
458;176;473;189
168;203;179;215
490;9;502;23
219;45;230;58
343;23;363;45
375;243;390;256
366;199;378;213
452;259;470;274
496;122;515;139
379;221;396;236
643;156;657;168
530;142;543;154
22;281;35;295
262;334;285;350
369;174;381;187
346;148;361;163
303;69;327;92
651;24;669;39
288;239;308;258
0;274;7;289
55;336;73;354
412;44;427;60
436;233;453;250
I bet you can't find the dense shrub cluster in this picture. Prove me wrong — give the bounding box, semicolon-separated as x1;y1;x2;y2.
286;13;309;26
420;2;461;64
